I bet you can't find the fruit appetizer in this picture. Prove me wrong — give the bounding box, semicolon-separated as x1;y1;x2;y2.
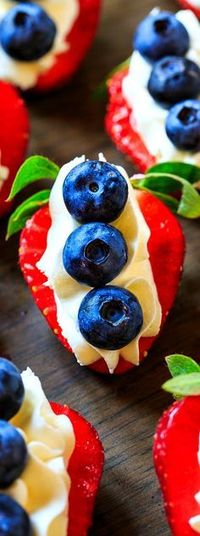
7;154;185;375
105;8;200;172
154;353;200;535
177;0;200;19
0;357;104;535
0;0;101;92
0;81;29;217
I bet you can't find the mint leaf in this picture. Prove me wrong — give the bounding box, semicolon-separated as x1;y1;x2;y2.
93;57;130;100
6;190;50;239
163;373;200;397
8;156;59;201
131;178;179;211
166;354;200;377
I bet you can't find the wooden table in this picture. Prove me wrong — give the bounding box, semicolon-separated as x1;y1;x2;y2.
0;0;200;534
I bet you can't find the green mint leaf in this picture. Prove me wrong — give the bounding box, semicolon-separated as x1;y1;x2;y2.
147;161;200;186
8;156;60;201
163;373;200;397
6;189;50;239
131;178;179;212
93;57;130;100
166;354;200;377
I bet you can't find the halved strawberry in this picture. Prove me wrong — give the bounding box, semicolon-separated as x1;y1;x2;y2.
51;402;104;536
0;82;29;218
19;189;185;375
35;0;101;92
177;0;200;19
105;68;156;173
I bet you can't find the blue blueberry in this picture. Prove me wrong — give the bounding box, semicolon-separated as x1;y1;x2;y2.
78;286;143;350
148;56;200;106
0;358;24;421
0;421;27;488
166;99;200;151
63;160;128;223
134;11;189;62
0;4;56;61
63;222;128;287
0;494;32;536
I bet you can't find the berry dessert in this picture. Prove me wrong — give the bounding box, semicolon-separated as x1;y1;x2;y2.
0;356;104;535
0;0;101;92
154;354;200;535
105;9;200;172
177;0;200;19
0;81;29;217
7;154;184;374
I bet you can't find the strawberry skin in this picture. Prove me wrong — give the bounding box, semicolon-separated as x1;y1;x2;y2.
0;82;29;218
177;0;200;19
105;68;156;173
154;396;200;535
19;190;184;375
36;0;101;92
51;402;104;536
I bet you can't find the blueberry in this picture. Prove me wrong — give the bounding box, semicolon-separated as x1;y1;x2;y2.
0;4;56;61
63;160;128;223
0;494;32;536
134;11;189;62
63;222;128;287
166;99;200;151
0;358;24;421
0;421;27;488
148;56;200;106
78;286;143;350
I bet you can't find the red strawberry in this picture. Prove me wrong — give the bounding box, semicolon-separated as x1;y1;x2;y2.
0;82;29;218
177;0;200;19
19;189;185;375
51;402;104;536
35;0;101;92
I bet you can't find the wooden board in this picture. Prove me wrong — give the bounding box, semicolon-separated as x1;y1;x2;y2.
0;0;200;534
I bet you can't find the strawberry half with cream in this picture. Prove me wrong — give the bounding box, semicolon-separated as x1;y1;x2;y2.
177;0;200;19
154;354;200;536
7;154;185;375
0;81;29;217
0;357;104;536
105;9;200;172
0;0;101;92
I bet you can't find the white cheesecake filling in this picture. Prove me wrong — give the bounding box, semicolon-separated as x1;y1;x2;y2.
0;0;79;89
0;155;9;191
3;368;75;536
189;0;200;8
122;9;200;164
189;434;200;532
37;155;162;373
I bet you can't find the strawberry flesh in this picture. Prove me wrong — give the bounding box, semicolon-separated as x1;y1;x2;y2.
177;0;200;19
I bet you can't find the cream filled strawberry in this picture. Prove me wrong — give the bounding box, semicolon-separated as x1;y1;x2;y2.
7;154;184;374
0;357;104;535
0;0;101;92
0;81;29;217
154;354;200;536
177;0;200;19
105;9;200;172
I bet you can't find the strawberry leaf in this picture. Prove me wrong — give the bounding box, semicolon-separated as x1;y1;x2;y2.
8;156;59;201
6;190;50;239
163;373;200;397
166;354;200;377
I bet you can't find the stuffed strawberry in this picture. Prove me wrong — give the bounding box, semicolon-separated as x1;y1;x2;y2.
177;0;200;18
0;0;101;92
0;81;29;218
0;357;104;536
154;354;200;536
7;154;188;375
105;8;200;173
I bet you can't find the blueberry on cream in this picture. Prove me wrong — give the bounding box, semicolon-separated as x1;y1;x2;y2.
166;99;200;150
123;9;200;164
0;0;79;89
37;154;162;373
0;494;32;536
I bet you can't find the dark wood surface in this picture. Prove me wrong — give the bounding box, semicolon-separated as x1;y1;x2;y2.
0;0;200;534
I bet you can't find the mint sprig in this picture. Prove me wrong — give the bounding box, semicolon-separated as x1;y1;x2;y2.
131;161;200;219
7;155;60;240
94;57;130;100
162;354;200;398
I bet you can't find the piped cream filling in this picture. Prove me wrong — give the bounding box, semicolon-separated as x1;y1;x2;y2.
189;434;200;533
0;0;79;89
122;9;200;164
37;155;162;373
2;368;75;536
0;155;9;191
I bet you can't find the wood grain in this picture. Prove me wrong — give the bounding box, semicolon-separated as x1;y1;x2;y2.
0;0;200;534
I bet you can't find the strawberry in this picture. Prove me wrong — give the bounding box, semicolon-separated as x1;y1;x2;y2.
154;354;200;535
105;68;156;173
51;402;104;536
177;0;200;19
0;82;29;218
